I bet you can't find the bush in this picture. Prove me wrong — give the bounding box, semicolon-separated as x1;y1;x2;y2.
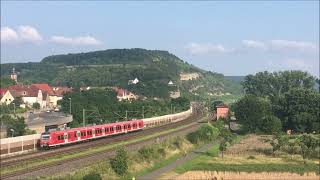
173;137;184;149
138;146;155;161
83;172;102;180
259;115;282;134
157;148;166;157
186;131;199;144
110;147;128;176
187;123;219;144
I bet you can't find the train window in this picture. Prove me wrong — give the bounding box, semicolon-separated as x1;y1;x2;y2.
81;132;86;136
139;122;143;127
87;130;92;135
124;125;127;129
105;128;109;133
58;135;64;140
133;123;137;128
74;132;77;138
128;124;131;129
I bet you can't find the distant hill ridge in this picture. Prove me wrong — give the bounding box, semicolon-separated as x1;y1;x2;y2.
1;48;242;98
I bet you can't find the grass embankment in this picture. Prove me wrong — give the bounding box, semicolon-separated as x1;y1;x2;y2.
48;136;194;180
2;122;197;176
175;135;319;175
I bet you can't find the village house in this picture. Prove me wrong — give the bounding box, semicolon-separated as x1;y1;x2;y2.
0;89;14;105
6;84;71;109
7;84;48;108
112;87;138;101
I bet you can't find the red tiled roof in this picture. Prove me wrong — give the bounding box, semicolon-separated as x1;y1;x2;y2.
0;88;8;98
7;85;38;97
31;83;54;95
52;87;72;96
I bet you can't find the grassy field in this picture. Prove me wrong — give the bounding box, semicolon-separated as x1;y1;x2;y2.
174;134;319;176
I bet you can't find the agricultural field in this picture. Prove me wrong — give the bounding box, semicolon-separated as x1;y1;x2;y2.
172;134;319;180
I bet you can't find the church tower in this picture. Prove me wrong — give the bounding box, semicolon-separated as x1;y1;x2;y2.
10;68;17;82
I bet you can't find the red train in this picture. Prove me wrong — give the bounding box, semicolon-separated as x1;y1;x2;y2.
40;120;144;149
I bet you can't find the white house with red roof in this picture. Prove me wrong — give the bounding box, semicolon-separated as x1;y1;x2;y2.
0;89;14;105
111;87;138;101
7;84;47;108
6;83;71;109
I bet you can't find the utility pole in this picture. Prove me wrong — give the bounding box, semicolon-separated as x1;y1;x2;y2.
83;108;86;127
68;98;72;115
170;104;173;114
142;106;144;119
12;102;16;115
125;110;128;120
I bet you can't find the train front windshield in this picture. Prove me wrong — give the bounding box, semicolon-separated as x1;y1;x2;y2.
41;134;50;140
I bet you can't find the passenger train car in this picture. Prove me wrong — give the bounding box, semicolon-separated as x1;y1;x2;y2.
40;120;144;148
40;108;193;149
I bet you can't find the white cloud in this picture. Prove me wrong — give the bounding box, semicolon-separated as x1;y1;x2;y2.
270;40;317;52
1;25;42;43
241;39;318;53
186;42;232;55
18;25;43;42
242;40;266;50
1;27;19;42
51;35;102;46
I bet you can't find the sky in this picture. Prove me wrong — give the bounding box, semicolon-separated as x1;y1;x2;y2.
1;1;319;77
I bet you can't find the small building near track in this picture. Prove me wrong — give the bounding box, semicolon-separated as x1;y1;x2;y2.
216;104;229;120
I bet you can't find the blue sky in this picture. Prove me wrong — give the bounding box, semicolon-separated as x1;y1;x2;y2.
1;1;319;76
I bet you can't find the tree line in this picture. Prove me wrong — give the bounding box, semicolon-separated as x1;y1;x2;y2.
59;88;190;128
233;70;319;134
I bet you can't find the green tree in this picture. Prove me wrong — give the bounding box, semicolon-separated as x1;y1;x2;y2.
234;95;272;133
242;71;316;99
0;77;16;88
32;102;40;109
259;115;282;134
110;147;128;176
0;115;27;136
219;140;229;158
12;97;23;107
278;88;320;133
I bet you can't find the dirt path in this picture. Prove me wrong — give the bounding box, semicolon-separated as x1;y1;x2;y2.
138;143;214;180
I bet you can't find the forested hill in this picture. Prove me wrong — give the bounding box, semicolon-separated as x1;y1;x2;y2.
1;48;242;98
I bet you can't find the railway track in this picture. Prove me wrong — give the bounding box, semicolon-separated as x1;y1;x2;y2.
1;114;203;179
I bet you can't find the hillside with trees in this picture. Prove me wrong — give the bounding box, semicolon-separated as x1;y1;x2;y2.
1;48;242;99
